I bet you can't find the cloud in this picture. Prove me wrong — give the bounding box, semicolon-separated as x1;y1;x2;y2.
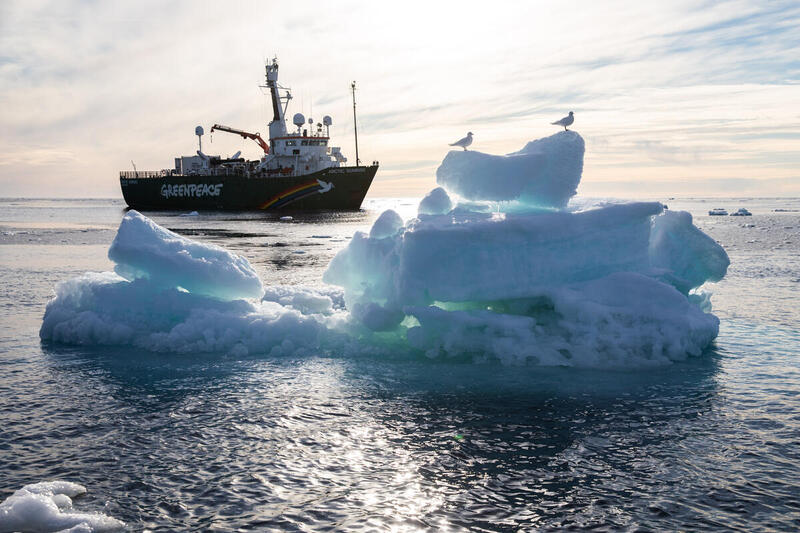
0;0;798;198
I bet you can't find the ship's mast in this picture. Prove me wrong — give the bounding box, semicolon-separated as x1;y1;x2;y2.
265;58;288;140
351;81;360;166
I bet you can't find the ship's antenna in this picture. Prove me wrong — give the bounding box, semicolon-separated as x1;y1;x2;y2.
351;81;360;166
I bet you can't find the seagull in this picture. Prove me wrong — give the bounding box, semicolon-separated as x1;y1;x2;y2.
449;132;473;150
551;111;574;130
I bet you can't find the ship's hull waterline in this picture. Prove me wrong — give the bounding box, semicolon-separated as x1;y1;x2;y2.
120;165;378;211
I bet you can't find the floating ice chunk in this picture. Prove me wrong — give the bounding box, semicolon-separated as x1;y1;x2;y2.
42;192;729;366
418;187;453;216
436;131;584;207
108;210;263;300
650;210;730;292
0;481;124;533
369;209;404;239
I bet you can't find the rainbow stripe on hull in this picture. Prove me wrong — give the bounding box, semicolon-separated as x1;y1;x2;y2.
259;180;324;209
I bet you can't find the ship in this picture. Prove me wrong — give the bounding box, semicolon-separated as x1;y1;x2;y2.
120;58;378;211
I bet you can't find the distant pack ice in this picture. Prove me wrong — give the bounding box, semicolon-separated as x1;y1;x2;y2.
436;130;584;207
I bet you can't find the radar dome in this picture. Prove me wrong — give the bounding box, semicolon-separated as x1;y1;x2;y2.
195;125;204;136
323;116;332;126
293;113;305;127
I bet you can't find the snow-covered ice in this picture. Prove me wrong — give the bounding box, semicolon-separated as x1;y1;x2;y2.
417;187;453;216
0;481;124;533
109;210;262;300
369;209;404;239
436;130;584;207
41;130;730;367
39;271;342;355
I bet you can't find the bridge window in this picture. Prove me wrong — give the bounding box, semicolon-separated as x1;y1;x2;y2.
286;140;296;146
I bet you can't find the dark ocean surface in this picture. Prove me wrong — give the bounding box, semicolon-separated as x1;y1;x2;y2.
1;197;799;531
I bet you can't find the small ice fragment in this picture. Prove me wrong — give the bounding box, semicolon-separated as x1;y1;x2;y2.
418;187;453;216
369;209;403;239
179;211;200;217
0;481;125;532
280;216;293;221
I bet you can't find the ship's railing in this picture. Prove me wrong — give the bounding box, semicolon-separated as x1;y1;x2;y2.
120;170;173;179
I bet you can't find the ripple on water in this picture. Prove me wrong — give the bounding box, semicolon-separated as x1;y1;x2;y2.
2;199;800;531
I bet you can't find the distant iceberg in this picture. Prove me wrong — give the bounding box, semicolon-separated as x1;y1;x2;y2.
41;130;730;367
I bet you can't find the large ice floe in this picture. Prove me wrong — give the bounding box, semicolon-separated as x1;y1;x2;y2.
40;130;729;367
0;481;124;533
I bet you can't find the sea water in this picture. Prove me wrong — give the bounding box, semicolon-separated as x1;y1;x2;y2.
1;197;799;531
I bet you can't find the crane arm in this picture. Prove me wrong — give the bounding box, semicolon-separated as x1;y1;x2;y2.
210;124;270;155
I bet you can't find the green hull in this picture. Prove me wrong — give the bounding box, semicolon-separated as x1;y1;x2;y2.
120;165;377;211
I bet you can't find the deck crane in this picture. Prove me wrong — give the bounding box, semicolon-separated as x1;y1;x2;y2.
210;124;270;155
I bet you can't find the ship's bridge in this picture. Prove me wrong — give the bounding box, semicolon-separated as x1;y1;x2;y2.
257;108;346;175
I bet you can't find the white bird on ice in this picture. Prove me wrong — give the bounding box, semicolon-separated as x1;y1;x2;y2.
449;132;473;150
551;111;574;130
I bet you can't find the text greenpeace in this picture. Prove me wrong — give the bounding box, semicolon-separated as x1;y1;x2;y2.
161;183;223;199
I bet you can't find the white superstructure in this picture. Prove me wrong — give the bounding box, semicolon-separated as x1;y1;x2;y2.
255;58;347;175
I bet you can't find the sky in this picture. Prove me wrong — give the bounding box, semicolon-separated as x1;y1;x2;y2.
0;0;798;198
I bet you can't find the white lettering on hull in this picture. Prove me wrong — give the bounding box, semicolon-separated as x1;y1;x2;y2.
160;183;223;199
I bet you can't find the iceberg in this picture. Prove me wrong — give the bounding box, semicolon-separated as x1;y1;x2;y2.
0;481;124;533
41;130;730;367
324;130;729;365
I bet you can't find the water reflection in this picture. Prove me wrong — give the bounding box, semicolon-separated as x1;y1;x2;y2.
22;344;726;531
